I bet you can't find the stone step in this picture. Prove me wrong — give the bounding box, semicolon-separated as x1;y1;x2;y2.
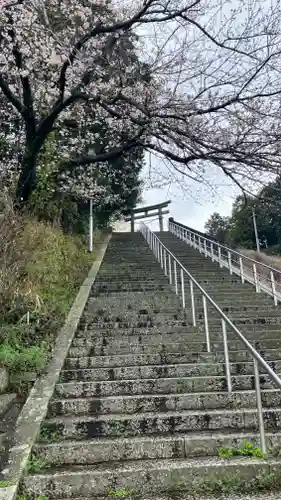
59;359;281;383
87;302;279;314
0;430;7;455
55;495;281;500
90;289;272;302
91;283;170;293
0;368;8;393
82;313;190;324
21;456;281;498
87;299;183;309
41;407;281;440
77;321;191;332
64;349;281;369
48;389;281;417
75;327;281;342
55;372;278;399
76;325;199;337
94;278;168;285
0;393;17;417
33;430;281;464
68;338;281;357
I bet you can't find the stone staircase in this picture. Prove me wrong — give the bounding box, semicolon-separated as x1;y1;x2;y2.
19;231;281;499
0;368;19;470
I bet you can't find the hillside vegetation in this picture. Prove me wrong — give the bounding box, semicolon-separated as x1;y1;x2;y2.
0;206;101;394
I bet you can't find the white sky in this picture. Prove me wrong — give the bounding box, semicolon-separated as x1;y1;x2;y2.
115;157;241;233
138;157;241;232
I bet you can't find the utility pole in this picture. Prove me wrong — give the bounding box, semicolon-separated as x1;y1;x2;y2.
252;207;260;252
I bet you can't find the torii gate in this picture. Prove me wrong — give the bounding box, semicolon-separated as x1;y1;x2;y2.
124;200;171;232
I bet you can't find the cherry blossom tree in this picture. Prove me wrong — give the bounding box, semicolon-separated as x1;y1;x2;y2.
1;0;281;205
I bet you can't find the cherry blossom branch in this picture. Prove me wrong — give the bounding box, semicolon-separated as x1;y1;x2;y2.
0;74;24;114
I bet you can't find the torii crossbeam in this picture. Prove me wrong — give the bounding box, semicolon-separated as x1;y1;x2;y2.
124;200;171;232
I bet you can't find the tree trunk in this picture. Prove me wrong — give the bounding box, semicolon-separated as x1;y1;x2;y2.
15;145;37;204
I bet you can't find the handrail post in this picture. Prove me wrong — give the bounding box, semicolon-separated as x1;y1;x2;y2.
160;245;163;269
190;280;196;327
168;254;172;284
222;319;232;393
228;251;232;275
239;257;245;284
180;269;185;309
218;246;223;268
253;263;260;293
204;239;207;257
202;295;211;352
164;249;167;276
253;358;267;454
211;242;214;262
270;270;278;306
174;260;178;294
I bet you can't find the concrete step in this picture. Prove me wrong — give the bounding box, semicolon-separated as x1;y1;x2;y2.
76;325;199;337
75;326;281;342
59;359;281;383
91;283;170;293
80;317;190;328
0;368;8;393
64;349;281;369
86;302;278;315
68;338;281;357
82;312;190;324
21;456;281;498
48;389;281;417
53;495;281;500
55;372;278;399
0;393;17;417
39;407;281;440
33;430;281;464
64;352;217;369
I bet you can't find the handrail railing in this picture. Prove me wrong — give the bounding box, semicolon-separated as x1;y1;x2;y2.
139;222;281;455
169;219;281;306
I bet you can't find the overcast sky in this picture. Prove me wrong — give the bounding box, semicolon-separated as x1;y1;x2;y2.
114;159;241;233
138;158;241;232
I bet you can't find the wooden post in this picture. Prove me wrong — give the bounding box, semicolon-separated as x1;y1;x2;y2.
159;207;164;231
131;213;135;232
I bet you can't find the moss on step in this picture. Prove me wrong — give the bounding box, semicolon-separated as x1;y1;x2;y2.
166;469;281;496
218;440;265;459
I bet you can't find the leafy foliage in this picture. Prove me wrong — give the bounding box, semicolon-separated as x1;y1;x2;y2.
218;440;265;459
0;209;100;393
205;174;281;253
204;212;231;243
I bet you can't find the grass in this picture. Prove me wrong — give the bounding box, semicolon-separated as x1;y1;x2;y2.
25;455;50;474
108;489;135;497
0;213;102;394
0;480;12;487
218;440;265;459
38;426;61;443
16;496;48;500
195;470;280;495
165;469;281;497
239;248;281;286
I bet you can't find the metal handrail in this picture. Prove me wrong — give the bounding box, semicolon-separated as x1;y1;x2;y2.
171;220;281;276
169;219;281;306
139;222;281;454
